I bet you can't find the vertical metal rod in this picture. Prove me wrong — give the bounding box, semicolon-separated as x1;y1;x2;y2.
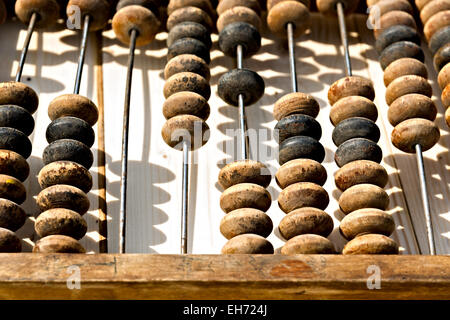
415;144;436;255
15;12;37;82
181;140;189;254
74;15;91;94
236;45;249;160
287;23;298;93
119;29;137;254
336;2;352;77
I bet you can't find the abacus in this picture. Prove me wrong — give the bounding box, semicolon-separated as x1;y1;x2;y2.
0;0;449;299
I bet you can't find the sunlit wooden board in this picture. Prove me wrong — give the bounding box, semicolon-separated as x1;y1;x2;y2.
1;13;449;255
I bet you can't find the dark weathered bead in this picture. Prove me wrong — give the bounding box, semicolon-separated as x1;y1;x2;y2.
375;25;420;53
164;54;210;81
278;207;333;240
0;227;21;252
276;159;327;188
0;82;39;114
166;6;213;31
46;116;95;147
161;115;209;150
15;0;59;28
67;0;110;31
35;208;87;240
0;174;26;204
0;150;29;182
0;199;26;232
218;160;271;189
38;161;93;193
429;25;450;55
163;72;210;100
275;114;322;144
278;182;329;213
116;0;159;16
281;234;335;254
220;208;273;239
434;43;450;71
167;38;210;64
48;94;98;126
220;183;271;213
332;117;380;146
0;105;34;136
335;138;382;167
0;127;32;158
37;184;90;215
33;234;85;253
380;41;424;70
218;69;264;106
279;135;325;165
167;22;211;49
219;22;261;58
267;1;311;38
388;94;437;126
43;139;93;169
334;160;388;191
221;234;274;254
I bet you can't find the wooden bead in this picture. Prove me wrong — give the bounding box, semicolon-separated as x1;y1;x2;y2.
0;150;29;182
38;161;93;193
416;0;433;11
328;76;375;105
276;159;327;188
218;68;264;106
383;58;428;86
438;62;450;89
434;43;450;71
37;185;90;215
48;94;98;126
421;0;450;24
275;114;321;144
15;0;59;28
116;0;160;16
373;11;417;39
67;0;110;31
340;208;395;240
316;0;359;15
273;92;319;121
342;234;399;254
0;82;38;114
385;75;432;105
112;5;160;46
161;114;209;150
218;160;271;189
46;117;94;148
335;138;382;167
220;208;273;239
332;117;380;146
369;0;413;19
429;25;450;55
167;0;215;17
220;183;271;213
339;184;389;214
0;227;21;252
267;1;310;38
330;96;378;125
163;72;210;100
443;83;450;108
0;174;26;204
334;160;388;191
167;22;211;49
43;139;93;170
0;127;31;159
35;208;87;240
445;106;450;127
379;41;424;70
0;0;6;25
221;234;274;254
217;6;261;32
279;135;325;165
375;25;420;54
217;0;261;16
388;94;437;126
219;22;261;58
168;38;210;64
278;207;333;240
32;234;85;253
167;7;213;31
392;118;440;153
162;91;210;120
281;234;335;254
278;182;329;213
0;199;26;232
267;0;310;11
423;10;450;42
0;105;34;136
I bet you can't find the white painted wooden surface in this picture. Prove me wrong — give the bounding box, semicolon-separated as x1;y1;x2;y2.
1;13;449;254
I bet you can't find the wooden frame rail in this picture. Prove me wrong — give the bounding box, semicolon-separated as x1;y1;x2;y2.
0;254;449;299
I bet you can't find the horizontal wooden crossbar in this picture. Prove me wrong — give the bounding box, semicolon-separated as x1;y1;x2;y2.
0;254;449;299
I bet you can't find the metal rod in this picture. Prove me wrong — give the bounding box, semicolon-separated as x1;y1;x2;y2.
336;2;352;77
119;29;138;254
415;144;436;255
74;15;90;94
236;45;249;160
181;140;189;254
287;22;298;93
15;12;37;82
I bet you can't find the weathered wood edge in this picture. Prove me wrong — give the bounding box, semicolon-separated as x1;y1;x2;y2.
0;254;449;300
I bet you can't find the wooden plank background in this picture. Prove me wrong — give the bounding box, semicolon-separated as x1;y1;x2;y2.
0;12;449;255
